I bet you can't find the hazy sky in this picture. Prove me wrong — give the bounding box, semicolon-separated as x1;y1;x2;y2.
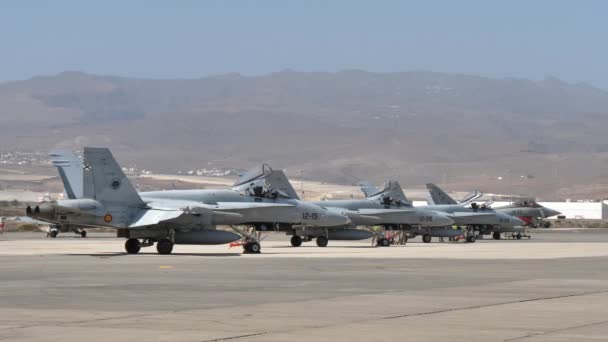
2;0;607;88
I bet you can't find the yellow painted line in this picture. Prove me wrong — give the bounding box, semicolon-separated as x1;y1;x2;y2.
159;265;174;269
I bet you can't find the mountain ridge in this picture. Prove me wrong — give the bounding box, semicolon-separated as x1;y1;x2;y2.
0;70;607;199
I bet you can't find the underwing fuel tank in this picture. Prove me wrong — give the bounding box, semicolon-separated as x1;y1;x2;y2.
174;230;240;245
421;228;465;237
327;229;374;241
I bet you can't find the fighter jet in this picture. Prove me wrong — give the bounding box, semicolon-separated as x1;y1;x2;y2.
422;183;526;241
358;182;524;242
494;198;561;230
27;148;350;254
428;182;561;232
307;180;455;247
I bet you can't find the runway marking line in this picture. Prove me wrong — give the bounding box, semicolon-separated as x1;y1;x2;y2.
159;265;174;269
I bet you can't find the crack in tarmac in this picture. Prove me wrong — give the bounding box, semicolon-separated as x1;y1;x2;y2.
503;318;608;341
1;289;607;341
192;289;608;341
199;332;269;342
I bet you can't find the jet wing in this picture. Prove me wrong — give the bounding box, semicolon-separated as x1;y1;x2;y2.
129;209;185;228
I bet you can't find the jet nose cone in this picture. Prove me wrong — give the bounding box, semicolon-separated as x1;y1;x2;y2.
543;208;561;218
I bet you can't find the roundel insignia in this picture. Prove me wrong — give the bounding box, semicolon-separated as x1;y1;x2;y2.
110;178;121;190
104;214;113;223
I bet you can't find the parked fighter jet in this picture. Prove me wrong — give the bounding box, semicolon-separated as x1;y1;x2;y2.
422;183;526;241
309;180;455;247
27;148;350;254
359;182;524;242
428;183;561;232
494;199;561;230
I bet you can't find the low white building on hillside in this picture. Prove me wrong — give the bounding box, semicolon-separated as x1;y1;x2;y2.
412;201;608;219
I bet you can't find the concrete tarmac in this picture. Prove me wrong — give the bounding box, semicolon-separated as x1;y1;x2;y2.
1;231;608;341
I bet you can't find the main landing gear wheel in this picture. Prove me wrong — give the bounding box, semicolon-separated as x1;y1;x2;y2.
316;236;328;247
156;238;174;255
243;242;261;254
125;238;141;254
80;230;87;238
290;235;303;247
516;233;522;240
466;235;476;243
422;234;432;243
492;232;501;240
49;230;58;238
377;238;390;247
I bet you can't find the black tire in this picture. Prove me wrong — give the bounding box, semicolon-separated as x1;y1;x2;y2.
156;239;173;255
125;238;141;254
422;234;432;243
290;235;303;247
49;230;58;238
516;233;522;240
80;230;87;238
316;236;328;247
248;242;261;254
377;238;390;247
543;222;551;228
492;232;501;240
467;235;476;243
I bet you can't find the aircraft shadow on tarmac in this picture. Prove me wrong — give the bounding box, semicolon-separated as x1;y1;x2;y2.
271;245;377;249
66;252;242;257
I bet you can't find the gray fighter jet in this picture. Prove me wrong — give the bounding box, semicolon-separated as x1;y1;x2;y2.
307;180;455;247
47;150;380;250
359;181;524;242
494;199;561;230
427;182;561;232
231;173;454;247
423;183;526;241
27;148;350;254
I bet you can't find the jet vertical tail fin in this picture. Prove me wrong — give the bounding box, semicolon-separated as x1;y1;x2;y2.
83;147;145;207
358;181;380;198
50;150;84;199
366;180;412;206
426;183;458;205
232;164;300;199
459;190;484;206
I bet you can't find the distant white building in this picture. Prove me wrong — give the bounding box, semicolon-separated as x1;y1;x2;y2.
412;201;608;219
